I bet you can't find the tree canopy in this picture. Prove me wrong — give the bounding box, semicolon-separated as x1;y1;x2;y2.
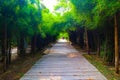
0;0;120;74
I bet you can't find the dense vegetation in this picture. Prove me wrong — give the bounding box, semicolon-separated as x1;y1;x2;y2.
0;0;120;74
70;0;120;74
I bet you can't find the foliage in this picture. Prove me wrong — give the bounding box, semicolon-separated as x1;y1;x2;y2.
70;0;120;29
0;0;120;72
57;32;69;39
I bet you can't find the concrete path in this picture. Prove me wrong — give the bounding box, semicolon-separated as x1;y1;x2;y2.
20;42;107;80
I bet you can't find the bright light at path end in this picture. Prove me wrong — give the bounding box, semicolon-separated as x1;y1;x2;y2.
41;0;58;12
58;39;68;42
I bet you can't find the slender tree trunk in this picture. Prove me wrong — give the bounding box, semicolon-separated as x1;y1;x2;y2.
114;14;119;74
31;33;37;53
20;34;25;56
7;39;11;64
6;39;9;66
17;37;20;55
97;35;100;56
1;23;7;72
85;28;90;54
18;33;25;56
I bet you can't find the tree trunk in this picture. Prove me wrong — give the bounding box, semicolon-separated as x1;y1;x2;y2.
97;35;100;56
18;33;25;56
85;28;90;54
7;39;11;64
20;34;25;56
1;23;7;72
31;33;37;53
114;14;119;74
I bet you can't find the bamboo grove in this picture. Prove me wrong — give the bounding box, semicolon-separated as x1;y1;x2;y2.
0;0;120;74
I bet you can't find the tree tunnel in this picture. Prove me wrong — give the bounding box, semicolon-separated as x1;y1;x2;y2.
0;0;120;74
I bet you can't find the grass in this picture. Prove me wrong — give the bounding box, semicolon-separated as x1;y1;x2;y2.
74;45;120;80
0;52;43;80
83;54;120;80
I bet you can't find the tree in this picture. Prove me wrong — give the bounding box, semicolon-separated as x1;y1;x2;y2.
70;0;120;73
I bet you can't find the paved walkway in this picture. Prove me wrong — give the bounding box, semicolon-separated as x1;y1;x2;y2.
20;42;107;80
